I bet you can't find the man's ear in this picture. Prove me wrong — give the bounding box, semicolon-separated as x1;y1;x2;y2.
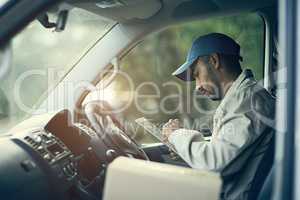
209;53;221;70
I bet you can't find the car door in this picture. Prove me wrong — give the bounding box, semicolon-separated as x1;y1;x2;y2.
273;0;298;200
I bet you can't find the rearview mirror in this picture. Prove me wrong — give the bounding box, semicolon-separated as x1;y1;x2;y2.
37;9;69;32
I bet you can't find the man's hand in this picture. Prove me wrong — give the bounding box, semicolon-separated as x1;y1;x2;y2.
162;119;180;141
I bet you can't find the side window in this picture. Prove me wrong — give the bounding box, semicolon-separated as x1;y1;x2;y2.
85;13;265;144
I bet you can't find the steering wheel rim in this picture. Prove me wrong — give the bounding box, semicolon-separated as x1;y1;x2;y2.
84;100;149;160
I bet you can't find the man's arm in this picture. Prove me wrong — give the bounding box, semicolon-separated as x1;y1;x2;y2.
167;113;263;172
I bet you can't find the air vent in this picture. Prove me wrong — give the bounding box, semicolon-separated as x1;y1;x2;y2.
75;123;97;137
24;136;35;145
24;136;30;141
25;137;39;151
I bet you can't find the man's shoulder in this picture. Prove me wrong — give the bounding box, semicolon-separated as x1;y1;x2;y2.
221;78;275;114
240;78;274;104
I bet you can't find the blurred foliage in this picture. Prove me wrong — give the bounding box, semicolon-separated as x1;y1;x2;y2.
113;13;264;143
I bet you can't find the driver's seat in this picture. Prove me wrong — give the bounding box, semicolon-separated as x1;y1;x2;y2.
221;127;275;200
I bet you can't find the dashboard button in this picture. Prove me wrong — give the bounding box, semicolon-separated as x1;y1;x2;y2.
33;135;42;143
43;154;51;161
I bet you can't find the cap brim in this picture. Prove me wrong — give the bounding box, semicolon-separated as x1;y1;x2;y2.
172;59;196;81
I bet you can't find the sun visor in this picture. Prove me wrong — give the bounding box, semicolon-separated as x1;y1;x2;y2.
69;0;162;22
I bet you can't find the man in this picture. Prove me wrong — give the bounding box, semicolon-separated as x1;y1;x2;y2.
162;33;275;199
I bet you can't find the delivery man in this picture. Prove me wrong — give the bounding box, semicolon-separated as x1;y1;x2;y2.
162;33;275;200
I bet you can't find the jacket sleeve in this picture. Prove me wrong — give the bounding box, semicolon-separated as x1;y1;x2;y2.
168;112;263;172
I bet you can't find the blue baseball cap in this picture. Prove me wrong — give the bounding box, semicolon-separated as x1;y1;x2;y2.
172;33;243;81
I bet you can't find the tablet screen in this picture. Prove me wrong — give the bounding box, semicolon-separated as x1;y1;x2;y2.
135;117;176;152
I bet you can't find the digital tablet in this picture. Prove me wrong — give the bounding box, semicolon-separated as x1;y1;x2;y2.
135;117;177;152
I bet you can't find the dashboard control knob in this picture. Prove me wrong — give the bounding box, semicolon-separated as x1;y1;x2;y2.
106;149;117;162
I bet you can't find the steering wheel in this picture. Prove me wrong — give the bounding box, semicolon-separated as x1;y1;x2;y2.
84;100;149;161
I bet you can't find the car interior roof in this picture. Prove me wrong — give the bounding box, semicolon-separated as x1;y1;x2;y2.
66;0;276;23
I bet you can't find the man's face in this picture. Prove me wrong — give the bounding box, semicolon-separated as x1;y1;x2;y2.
193;57;222;100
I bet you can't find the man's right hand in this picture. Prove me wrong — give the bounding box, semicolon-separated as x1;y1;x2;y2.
162;119;180;142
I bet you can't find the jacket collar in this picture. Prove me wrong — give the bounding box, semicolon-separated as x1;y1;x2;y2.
218;69;254;109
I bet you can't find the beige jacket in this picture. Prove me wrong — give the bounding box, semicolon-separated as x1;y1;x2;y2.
169;69;275;199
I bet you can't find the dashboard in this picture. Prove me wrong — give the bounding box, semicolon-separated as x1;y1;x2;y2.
0;110;110;200
0;108;179;200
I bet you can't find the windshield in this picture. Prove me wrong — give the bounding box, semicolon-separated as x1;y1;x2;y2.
0;7;115;133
